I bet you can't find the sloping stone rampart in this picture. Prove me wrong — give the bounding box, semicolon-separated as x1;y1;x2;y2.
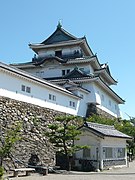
0;96;64;170
0;96;116;171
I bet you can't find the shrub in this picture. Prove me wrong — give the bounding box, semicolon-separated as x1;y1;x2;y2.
0;166;4;179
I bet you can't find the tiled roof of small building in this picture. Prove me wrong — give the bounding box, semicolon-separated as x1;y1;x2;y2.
84;122;132;139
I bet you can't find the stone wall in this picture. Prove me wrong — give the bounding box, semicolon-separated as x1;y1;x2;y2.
86;103;116;119
96;107;116;119
0;96;117;171
0;96;64;170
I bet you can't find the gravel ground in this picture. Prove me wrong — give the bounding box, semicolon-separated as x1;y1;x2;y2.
7;161;135;180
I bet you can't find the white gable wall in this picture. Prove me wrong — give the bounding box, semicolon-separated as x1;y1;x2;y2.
94;83;120;117
75;130;100;160
82;82;120;117
75;129;101;170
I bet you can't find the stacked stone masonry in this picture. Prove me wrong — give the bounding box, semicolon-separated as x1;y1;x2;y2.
0;96;64;171
0;96;117;171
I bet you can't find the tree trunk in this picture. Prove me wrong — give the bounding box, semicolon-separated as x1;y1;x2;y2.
0;157;3;167
66;155;72;171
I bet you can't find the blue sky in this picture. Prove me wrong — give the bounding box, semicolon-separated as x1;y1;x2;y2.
0;0;135;119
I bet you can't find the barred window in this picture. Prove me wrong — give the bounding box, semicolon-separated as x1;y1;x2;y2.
117;148;125;158
49;94;51;100
49;94;56;101
67;69;70;74
103;147;125;159
83;148;91;158
62;70;65;76
69;101;76;107
55;50;62;58
53;95;56;101
103;147;113;159
109;100;111;106
21;85;25;91
21;85;31;93
26;86;31;93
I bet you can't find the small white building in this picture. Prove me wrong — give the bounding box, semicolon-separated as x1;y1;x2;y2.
74;122;132;171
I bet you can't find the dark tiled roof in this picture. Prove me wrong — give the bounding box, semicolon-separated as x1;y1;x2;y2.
47;74;124;104
33;56;67;66
47;75;96;83
63;67;91;79
41;26;81;45
84;122;132;139
11;61;33;66
11;55;98;68
66;86;90;94
94;68;117;84
47;76;98;83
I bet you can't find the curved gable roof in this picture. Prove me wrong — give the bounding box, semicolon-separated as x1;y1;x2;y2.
29;24;94;56
41;25;80;45
63;67;91;79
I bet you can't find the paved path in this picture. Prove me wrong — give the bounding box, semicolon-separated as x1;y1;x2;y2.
8;161;135;180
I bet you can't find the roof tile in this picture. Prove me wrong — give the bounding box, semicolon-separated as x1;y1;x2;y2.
85;122;132;139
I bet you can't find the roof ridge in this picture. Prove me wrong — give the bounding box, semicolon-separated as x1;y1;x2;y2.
86;122;115;130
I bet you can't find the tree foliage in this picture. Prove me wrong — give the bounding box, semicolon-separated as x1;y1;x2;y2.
46;115;85;155
46;115;87;170
0;122;22;177
0;166;4;179
87;114;116;126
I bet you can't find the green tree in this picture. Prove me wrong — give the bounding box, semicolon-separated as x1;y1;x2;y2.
0;122;22;178
87;114;116;126
46;115;87;170
115;120;135;156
